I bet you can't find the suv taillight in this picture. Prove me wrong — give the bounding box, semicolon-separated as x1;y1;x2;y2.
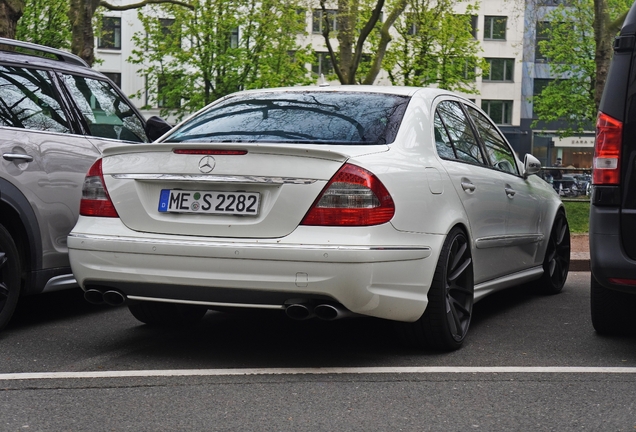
300;163;395;226
593;112;623;185
79;159;119;217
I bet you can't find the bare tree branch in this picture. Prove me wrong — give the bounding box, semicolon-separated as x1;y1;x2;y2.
100;0;193;11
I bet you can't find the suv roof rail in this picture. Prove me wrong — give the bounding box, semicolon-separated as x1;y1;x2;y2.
0;37;89;67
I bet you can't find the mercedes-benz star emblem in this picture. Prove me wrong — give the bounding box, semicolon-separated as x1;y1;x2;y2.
198;156;216;173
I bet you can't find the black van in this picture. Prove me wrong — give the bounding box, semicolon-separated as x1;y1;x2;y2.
590;3;636;334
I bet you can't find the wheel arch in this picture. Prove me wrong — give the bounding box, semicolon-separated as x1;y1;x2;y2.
0;178;42;281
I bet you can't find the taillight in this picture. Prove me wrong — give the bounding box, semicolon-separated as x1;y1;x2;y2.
300;163;395;226
593;112;622;185
79;159;119;217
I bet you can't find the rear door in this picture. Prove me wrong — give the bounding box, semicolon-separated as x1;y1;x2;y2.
433;99;510;283
0;65;101;269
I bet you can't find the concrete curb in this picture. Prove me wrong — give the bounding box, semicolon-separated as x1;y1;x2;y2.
570;252;590;271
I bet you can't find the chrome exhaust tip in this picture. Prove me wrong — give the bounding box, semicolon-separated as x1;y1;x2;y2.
102;290;127;306
314;303;354;321
84;289;104;305
285;303;314;320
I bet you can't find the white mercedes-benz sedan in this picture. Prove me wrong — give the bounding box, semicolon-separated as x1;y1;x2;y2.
68;86;570;350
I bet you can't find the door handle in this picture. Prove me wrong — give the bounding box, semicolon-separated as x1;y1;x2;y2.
505;186;516;197
461;181;476;192
3;153;34;163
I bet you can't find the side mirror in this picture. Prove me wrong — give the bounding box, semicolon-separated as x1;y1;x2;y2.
523;154;541;179
145;116;172;142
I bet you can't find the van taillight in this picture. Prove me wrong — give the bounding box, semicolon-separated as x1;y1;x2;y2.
593;112;622;185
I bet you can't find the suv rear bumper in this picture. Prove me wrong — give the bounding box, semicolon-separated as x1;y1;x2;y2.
590;205;636;293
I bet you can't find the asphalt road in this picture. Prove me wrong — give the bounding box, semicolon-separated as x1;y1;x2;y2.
1;271;635;431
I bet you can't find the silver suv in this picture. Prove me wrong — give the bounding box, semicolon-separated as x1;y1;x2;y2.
0;38;170;330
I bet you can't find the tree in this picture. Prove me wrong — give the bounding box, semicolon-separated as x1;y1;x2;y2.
533;0;630;136
129;0;313;120
383;0;486;93
16;0;70;49
0;0;23;39
317;0;409;84
67;0;193;66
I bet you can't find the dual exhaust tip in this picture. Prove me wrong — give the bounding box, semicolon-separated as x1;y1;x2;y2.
285;302;353;321
84;288;126;306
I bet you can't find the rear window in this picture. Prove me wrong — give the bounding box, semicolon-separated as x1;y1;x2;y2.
167;91;410;145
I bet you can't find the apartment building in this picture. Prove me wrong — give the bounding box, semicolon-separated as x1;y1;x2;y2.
93;0;592;167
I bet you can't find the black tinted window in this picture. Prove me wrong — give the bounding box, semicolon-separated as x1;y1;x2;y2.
168;92;410;145
0;66;70;133
62;74;148;142
466;106;518;175
435;101;485;165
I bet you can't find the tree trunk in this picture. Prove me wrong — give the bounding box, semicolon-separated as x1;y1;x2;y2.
68;0;100;66
337;0;356;84
0;0;24;39
593;0;611;112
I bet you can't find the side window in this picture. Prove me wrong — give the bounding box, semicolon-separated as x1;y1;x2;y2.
0;66;70;133
433;112;455;159
466;106;518;175
61;74;148;142
435;101;485;165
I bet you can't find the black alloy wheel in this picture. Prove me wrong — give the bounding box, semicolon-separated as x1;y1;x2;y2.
397;226;474;351
0;224;21;331
537;211;570;294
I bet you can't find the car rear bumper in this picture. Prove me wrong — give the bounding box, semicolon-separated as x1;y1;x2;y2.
68;218;443;322
590;205;636;293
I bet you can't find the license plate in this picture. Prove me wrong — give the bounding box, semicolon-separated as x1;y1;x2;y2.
158;189;260;216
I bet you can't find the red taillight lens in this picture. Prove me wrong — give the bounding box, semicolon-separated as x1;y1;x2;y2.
593;112;622;185
79;159;119;217
300;163;395;226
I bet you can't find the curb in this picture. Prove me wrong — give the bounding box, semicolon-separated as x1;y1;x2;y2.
570;252;590;271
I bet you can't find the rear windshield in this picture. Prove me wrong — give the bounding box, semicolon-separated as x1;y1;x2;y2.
166;91;410;145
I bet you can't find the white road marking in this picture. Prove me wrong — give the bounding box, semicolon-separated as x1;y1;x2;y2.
1;366;636;381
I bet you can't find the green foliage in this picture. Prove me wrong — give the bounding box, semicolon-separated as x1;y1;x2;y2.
15;0;70;49
383;0;486;92
563;200;589;233
532;0;631;136
129;0;313;120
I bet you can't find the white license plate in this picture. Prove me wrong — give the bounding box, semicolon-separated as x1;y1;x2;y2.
158;189;260;216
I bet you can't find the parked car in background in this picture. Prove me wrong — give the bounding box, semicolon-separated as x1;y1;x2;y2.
553;175;581;197
589;1;636;335
0;38;171;331
68;86;570;351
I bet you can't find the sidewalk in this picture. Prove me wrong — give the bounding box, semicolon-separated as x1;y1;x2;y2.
570;233;589;271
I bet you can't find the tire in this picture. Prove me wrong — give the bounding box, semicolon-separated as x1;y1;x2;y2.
397;227;474;351
591;274;636;335
536;210;570;294
0;224;22;331
128;301;207;327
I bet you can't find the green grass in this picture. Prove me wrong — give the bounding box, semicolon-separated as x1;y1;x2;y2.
563;200;590;233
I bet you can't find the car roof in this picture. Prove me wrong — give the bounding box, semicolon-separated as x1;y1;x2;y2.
0;40;105;79
221;85;453;99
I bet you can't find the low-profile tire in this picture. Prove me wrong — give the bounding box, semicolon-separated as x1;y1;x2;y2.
128;301;208;327
536;210;570;294
397;226;474;351
591;274;636;335
0;224;22;331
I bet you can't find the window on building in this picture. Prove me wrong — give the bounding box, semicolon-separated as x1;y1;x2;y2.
102;72;122;89
484;16;506;40
533;78;554;96
312;9;337;34
405;12;418;35
455;14;478;38
229;27;239;48
483;58;514;82
158;74;182;109
481;100;512;125
159;18;181;47
312;52;334;76
98;17;121;50
535;21;550;62
296;8;307;31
